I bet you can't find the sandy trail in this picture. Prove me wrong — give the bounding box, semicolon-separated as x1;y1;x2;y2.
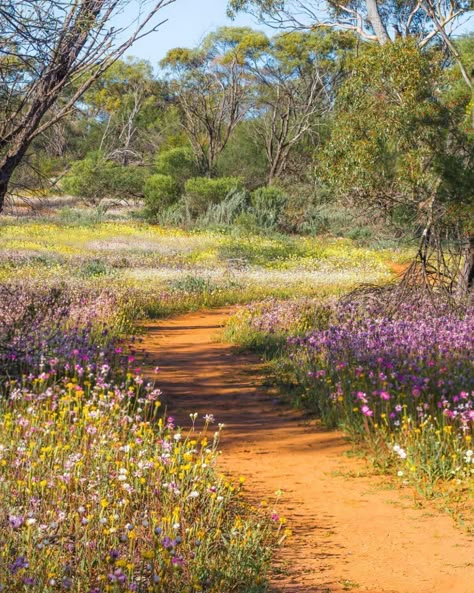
141;308;474;593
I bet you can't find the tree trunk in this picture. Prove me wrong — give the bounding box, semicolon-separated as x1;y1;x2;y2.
267;158;279;186
0;172;9;212
457;235;474;298
365;0;390;45
0;147;31;212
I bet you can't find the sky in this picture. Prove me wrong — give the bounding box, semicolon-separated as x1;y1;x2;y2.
117;0;473;66
117;0;269;65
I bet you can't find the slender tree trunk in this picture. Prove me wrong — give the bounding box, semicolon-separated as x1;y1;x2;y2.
267;156;279;185
0;172;9;211
457;235;474;297
0;144;33;211
365;0;390;45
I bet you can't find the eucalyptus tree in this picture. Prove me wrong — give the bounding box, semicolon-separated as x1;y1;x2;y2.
0;0;176;210
228;1;472;47
161;27;269;177
228;1;473;95
83;58;161;165
252;30;355;184
320;39;474;295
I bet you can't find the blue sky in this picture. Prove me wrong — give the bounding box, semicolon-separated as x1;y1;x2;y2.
118;0;473;66
118;0;269;64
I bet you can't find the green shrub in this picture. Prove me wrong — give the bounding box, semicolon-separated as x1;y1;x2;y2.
156;198;193;227
198;189;249;227
154;146;199;187
62;153;147;203
184;176;243;215
216;121;267;189
144;174;180;218
81;258;111;277
251;186;288;230
234;211;261;234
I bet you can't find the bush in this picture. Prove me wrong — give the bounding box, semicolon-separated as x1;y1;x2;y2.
250;186;288;231
198;189;249;227
0;370;278;592
156;198;192;227
144;174;180;218
216;121;267;189
154;146;199;187
184;176;243;215
62;153;147;203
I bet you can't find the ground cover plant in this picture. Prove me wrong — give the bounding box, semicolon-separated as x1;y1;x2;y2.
226;296;474;511
0;214;410;590
0;219;407;318
0;281;283;592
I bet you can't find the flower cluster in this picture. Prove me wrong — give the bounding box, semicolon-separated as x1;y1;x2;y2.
0;281;137;387
294;301;474;435
227;296;474;492
0;376;278;592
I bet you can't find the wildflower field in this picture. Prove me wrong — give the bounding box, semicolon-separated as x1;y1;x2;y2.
226;296;474;518
0;278;286;592
1;217;405;591
1;0;473;587
0;219;405;317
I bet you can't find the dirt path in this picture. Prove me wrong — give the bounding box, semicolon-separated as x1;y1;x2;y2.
141;308;474;593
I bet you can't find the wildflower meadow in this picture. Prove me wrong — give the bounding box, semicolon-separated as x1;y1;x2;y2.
0;216;472;589
1;0;473;589
0;242;291;592
227;296;474;508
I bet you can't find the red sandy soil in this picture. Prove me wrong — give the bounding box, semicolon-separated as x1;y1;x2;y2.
388;262;410;277
141;308;474;593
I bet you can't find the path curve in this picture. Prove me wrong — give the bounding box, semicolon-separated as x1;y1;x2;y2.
141;308;474;593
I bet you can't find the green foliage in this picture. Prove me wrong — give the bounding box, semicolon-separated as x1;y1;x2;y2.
162;27;270;70
169;273;215;294
63;153;147;203
154;147;199;187
184;176;243;215
202;26;270;62
84;57;155;114
198;189;249;227
319;39;473;233
322;40;437;197
445;34;474;128
250;186;288;230
216;121;267;188
271;29;355;72
81;258;111;277
144;174;180;218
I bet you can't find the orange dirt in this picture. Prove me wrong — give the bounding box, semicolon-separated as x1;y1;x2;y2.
141;308;474;593
388;261;410;277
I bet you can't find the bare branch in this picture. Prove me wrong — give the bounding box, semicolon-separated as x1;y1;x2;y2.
0;0;177;209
